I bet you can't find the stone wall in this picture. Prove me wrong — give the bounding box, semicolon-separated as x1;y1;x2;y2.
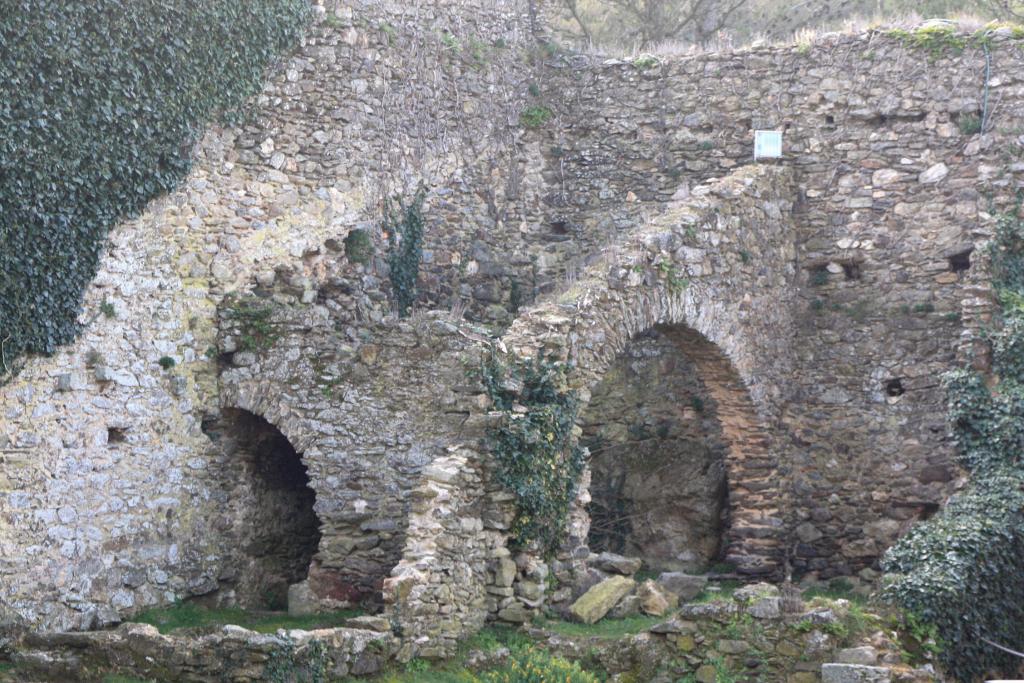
524;30;1024;576
0;0;540;632
502;165;799;582
3;0;1024;659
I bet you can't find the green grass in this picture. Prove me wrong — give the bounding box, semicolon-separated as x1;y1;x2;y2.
102;676;154;683
802;578;867;605
534;614;662;639
132;602;363;634
693;579;741;602
461;624;533;652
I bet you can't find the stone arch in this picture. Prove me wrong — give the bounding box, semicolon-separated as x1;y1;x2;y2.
219;371;418;612
506;289;784;576
581;325;731;572
501;169;798;576
203;407;322;608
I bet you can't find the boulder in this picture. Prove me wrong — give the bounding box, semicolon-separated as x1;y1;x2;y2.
821;664;891;683
637;580;678;616
569;575;636;624
609;594;642;619
591;552;642;576
497;602;531;623
656;572;707;600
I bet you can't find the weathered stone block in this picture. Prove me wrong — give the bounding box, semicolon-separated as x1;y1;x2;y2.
569;575;635;624
657;572;707;600
835;646;878;665
591;552;642;576
637;580;678;616
821;664;891;683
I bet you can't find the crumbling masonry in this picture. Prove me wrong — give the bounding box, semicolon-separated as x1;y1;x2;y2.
2;0;1023;659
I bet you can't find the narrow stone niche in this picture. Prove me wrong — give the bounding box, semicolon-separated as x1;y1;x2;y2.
210;409;322;609
581;328;728;573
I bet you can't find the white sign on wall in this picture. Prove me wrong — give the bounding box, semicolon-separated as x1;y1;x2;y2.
754;130;783;160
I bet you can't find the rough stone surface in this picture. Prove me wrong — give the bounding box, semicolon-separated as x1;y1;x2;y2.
0;2;1017;661
569;576;636;624
590;552;643;576
10;622;392;682
657;573;709;601
822;663;892;683
836;646;879;665
637;580;678;616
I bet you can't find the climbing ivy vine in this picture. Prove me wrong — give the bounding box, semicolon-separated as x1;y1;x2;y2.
385;189;427;318
0;0;309;382
481;352;586;555
882;207;1024;681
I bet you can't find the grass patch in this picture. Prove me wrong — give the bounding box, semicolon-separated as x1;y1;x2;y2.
802;578;867;605
102;676;155;683
462;624;533;653
693;579;741;603
359;667;477;683
535;614;662;639
132;602;363;634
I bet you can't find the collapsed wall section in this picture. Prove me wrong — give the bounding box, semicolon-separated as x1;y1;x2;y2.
384;166;799;656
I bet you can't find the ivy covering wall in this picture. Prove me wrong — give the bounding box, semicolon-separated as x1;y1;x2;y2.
0;0;309;380
883;210;1024;681
481;353;587;555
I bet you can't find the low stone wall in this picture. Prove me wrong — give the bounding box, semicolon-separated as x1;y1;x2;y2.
10;622;392;682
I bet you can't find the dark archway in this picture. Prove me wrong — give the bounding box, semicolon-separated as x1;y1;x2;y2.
209;408;322;608
581;326;730;572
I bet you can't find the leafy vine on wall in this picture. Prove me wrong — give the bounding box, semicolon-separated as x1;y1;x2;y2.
0;0;309;382
883;207;1024;681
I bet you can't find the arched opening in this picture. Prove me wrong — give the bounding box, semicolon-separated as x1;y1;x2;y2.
581;327;730;573
209;408;321;609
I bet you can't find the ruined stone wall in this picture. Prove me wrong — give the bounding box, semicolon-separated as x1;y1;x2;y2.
526;31;1024;576
0;0;541;631
4;1;1024;646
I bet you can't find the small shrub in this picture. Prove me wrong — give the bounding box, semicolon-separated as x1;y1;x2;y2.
224;296;279;351
480;353;585;554
958;113;982;135
519;106;553;129
100;300;116;318
441;31;460;52
632;55;658;69
157;356;176;370
343;229;374;265
479;648;598;682
385;188;426;318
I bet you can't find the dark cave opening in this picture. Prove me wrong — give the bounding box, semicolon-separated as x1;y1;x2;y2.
214;409;322;609
581;327;729;573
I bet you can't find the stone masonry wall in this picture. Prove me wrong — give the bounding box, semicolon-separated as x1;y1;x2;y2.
581;328;730;573
503;165;800;582
0;0;542;632
525;30;1024;576
3;1;1024;651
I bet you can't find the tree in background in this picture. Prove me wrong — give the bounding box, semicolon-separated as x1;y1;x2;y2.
559;0;745;48
549;0;1010;50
